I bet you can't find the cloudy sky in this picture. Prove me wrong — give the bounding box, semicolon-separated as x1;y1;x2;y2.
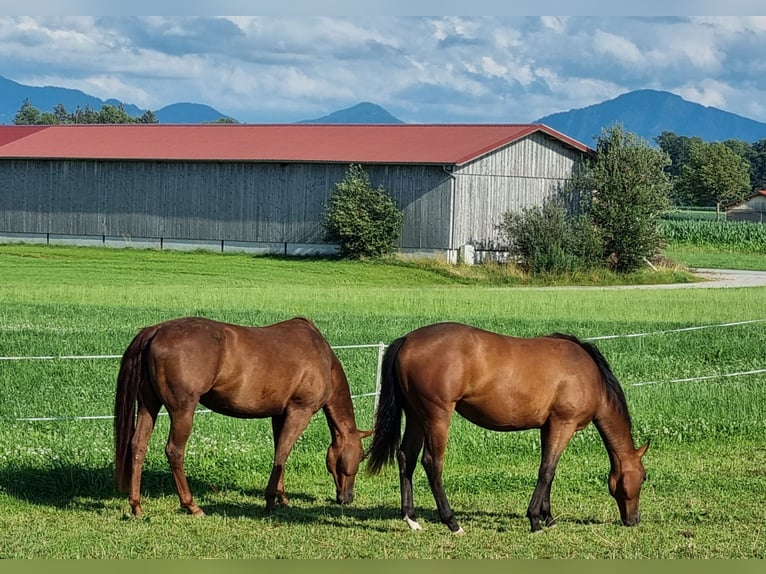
1;15;766;124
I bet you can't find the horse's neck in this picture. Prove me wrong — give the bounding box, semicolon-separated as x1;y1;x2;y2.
323;385;358;438
593;402;635;469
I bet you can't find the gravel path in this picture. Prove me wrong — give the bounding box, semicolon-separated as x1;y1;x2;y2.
685;268;766;288
514;268;766;290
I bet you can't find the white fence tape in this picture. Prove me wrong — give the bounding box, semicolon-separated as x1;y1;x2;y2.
2;320;765;422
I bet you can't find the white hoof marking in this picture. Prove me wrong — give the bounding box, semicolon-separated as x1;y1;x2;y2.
404;516;422;530
453;527;465;536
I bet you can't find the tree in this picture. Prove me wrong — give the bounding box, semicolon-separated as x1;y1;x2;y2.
139;110;159;124
655;131;701;179
13;98;41;125
675;140;751;206
576;125;672;272
750;138;766;191
53;103;70;124
323;164;403;259
96;103;136;124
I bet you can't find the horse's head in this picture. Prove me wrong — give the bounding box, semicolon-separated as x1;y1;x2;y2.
608;441;649;526
326;428;373;504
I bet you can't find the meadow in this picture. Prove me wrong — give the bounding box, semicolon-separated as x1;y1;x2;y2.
0;244;765;559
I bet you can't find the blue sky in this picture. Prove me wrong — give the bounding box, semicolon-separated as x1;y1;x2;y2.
1;14;766;124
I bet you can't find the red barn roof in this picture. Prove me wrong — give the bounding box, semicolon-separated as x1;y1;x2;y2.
0;123;591;165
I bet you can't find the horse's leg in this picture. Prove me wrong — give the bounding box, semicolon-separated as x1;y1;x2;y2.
526;420;576;532
397;417;424;530
165;408;205;517
420;418;463;535
264;407;313;512
270;413;289;507
128;395;161;516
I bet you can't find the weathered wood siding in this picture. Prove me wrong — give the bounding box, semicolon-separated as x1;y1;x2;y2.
452;132;581;250
726;195;766;223
0;159;451;248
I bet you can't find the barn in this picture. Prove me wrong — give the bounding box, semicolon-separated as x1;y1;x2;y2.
725;190;766;223
0;123;591;263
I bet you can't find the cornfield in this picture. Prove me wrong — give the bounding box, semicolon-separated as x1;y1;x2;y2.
660;219;766;251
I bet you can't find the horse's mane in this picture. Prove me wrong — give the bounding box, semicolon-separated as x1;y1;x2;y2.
546;332;632;430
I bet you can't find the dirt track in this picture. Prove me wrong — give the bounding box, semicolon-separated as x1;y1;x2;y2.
520;268;766;290
684;268;766;288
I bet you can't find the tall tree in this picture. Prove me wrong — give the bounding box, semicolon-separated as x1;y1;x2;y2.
655;131;702;179
138;110;159;124
675;141;751;206
576;125;672;272
53;103;70;124
750;138;766;191
13;98;41;125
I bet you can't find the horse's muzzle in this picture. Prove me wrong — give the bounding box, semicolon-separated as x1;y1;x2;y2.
622;512;641;526
336;492;354;505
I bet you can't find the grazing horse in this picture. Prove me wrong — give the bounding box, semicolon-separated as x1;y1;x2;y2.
114;316;370;517
367;322;649;534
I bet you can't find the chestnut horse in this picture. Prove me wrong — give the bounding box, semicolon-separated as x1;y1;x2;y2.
114;316;370;517
367;322;649;534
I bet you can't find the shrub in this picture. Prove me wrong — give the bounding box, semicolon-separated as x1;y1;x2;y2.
323;164;404;259
497;200;603;274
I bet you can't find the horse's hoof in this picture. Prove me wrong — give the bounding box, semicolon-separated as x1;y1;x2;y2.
404;516;422;531
452;527;466;536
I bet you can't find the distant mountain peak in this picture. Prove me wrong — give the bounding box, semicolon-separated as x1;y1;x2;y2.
535;89;766;145
297;102;403;124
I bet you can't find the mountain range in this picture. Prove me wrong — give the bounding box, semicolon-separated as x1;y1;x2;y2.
3;75;766;145
0;75;233;124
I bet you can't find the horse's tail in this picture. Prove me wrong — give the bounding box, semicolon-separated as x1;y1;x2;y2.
113;325;159;493
366;336;407;474
549;332;632;430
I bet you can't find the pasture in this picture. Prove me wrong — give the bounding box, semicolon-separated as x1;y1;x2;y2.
0;244;765;558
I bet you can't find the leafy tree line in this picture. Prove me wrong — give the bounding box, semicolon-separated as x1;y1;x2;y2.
13;98;158;125
655;130;766;207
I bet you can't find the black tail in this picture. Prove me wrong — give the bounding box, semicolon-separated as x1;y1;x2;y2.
548;332;632;430
113;325;159;493
366;336;407;474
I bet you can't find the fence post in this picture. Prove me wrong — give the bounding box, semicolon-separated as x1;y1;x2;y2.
373;341;386;414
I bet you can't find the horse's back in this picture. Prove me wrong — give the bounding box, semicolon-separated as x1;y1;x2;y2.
396;322;603;430
145;316;336;417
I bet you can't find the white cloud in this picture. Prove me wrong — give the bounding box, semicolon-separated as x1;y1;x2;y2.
676;79;731;110
540;16;567;33
593;30;644;66
1;16;766;123
481;56;507;77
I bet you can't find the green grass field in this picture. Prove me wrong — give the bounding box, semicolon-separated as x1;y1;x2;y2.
1;244;765;558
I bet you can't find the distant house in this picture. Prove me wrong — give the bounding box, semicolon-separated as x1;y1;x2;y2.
0;123;591;263
725;190;766;223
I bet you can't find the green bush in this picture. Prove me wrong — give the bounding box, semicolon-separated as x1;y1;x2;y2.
323;164;404;259
497;200;603;274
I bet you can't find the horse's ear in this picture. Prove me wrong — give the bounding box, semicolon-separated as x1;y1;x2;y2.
636;440;650;458
358;429;373;440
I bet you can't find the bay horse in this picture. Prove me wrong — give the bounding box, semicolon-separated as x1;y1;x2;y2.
114;316;370;517
367;322;649;535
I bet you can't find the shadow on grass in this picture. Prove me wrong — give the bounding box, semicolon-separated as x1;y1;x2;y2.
0;462;612;532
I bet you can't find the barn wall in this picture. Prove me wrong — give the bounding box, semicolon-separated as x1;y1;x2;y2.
452;132;582;251
0;159;452;251
726;196;766;223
